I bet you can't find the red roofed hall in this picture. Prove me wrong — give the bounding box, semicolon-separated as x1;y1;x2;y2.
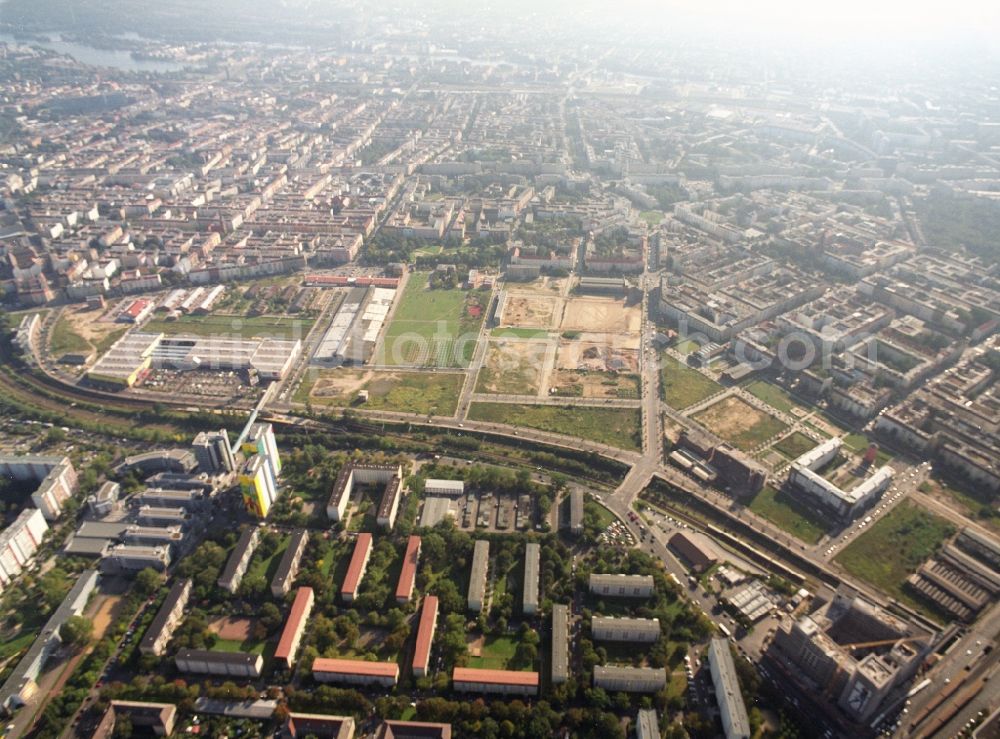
313;657;400;687
275;587;314;669
452;667;539;696
340;533;373;602
395;535;421;603
412;595;438;677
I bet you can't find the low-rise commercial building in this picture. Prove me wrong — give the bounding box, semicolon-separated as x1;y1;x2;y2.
275;587;315;670
175;649;263;679
312;658;400;687
412;595;438;678
140;579;191;656
668;531;722;573
569;490;584;534
592;616;660;643
589;574;654;598
218;528;260;593
424;479;465;496
468;540;490;612
592;666;667;693
341;533;373;602
451;667;539;696
636;709;660;739
100;544;171;573
708;638;751;739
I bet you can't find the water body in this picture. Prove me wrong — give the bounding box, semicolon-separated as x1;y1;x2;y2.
0;32;183;72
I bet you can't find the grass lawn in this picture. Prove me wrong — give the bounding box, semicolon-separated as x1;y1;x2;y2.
692;396;788;451
381;272;485;368
843;433;893;465
145;314;314;341
492;327;549;339
245;534;290;584
93;327;128;354
773;432;817;460
745;380;799;414
661;355;722;409
49;314;91;355
467;635;519;670
0;632;35;660
919;478;1000;534
673;339;701;356
835;502;955;617
468;403;642;451
748;485;827;544
298;369;464;416
213;638;267;655
585;498;616;530
639;210;663;226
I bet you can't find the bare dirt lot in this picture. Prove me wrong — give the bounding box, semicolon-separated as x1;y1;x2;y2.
476;339;547;395
550;370;640;398
556;340;639;373
560;297;641;334
502;295;560;329
209;616;255;641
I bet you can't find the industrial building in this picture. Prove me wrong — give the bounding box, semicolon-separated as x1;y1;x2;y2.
0;455;78;521
788;438;893;518
395;536;421;604
592;666;667;693
907;535;1000;621
589;574;654;598
275;587;315;670
341;533;373;602
412;595;439;678
313;286;396;366
218;528;260;593
451;668;539;696
551;604;569;684
424;479;465;496
312;658;400;687
140;579;192;656
272;529;309;598
708;638;751;739
419;497;452;528
327;464;402;522
591;616;661;643
0;569;99;710
468;540;490;612
668;531;722;573
175;649;264;679
522;542;540;615
376;475;403;530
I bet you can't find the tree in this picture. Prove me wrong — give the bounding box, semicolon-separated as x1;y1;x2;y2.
60;616;93;650
134;568;161;597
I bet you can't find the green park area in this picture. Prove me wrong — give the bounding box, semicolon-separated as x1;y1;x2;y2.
468;403;642;451
773;432;817;460
661;355;722;409
381;272;486;368
835;502;955;618
297;369;464;416
747;485;827;544
744;380;800;414
692;396;788;451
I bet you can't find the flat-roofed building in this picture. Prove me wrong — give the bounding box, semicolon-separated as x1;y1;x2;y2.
175;649;263;679
593;666;667;693
341;533;373;602
93;701;177;738
137;506;188;527
708;638;751;739
424;479;464;496
668;531;721;573
100;544;170;573
551;604;569;684
287;713;355;739
412;595;438;678
395;536;421;604
419;497;452;528
468;540;489;612
272;529;309;598
137;488;204;509
636;709;659;739
592;616;661;643
326;464;401;522
313;658;399;687
378;720;452;739
140;579;191;656
589;573;654;598
377;476;403;530
123;525;183;548
451;667;539;696
218;528;260;593
0;455;78;521
275;587;315;670
523;542;540;615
